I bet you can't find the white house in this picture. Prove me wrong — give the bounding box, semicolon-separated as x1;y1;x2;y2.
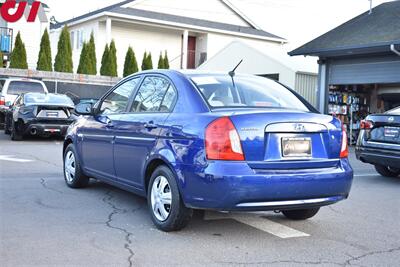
0;0;50;69
198;41;319;107
49;0;287;76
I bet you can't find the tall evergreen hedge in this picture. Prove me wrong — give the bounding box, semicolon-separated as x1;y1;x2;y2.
100;44;110;76
77;42;89;74
157;52;165;69
141;52;153;71
54;25;73;73
37;29;52;71
141;52;147;71
123;46;138;77
10;32;28;69
146;52;153;70
163;51;170;69
108;40;118;77
87;32;97;75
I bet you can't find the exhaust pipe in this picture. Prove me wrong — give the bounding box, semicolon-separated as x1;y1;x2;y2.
30;128;38;135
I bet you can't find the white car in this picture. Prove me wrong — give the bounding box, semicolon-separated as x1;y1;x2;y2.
0;78;49;128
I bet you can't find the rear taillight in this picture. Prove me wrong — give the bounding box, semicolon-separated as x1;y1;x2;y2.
205;117;244;161
360;120;373;130
0;96;5;106
340;126;349;158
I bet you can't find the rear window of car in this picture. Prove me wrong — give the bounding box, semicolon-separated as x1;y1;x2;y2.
24;94;74;106
189;74;310;111
7;81;45;95
386;107;400;115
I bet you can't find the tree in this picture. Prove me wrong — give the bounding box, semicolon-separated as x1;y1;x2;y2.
163;51;170;69
141;52;153;70
37;29;52;71
77;42;89;74
146;52;153;70
86;32;97;75
10;32;28;69
108;40;118;77
123;46;138;77
100;44;110;76
54;25;73;73
141;52;147;71
157;52;165;69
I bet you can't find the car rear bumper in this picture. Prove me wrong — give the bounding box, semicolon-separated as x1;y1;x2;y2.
180;159;353;211
21;120;73;136
356;145;400;168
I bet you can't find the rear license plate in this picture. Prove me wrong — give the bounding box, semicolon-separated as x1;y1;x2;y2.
46;112;59;118
384;127;399;138
282;138;312;158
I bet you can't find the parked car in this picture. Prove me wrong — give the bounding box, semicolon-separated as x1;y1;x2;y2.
0;78;49;128
4;93;76;140
356;106;400;177
64;70;353;232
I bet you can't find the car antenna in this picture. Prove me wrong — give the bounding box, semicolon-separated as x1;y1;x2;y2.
229;59;243;78
229;60;243;94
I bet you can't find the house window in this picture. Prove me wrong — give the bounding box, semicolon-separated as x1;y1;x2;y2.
70;31;75;49
75;30;84;50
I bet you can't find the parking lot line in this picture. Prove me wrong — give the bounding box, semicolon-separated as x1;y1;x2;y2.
354;173;379;177
205;212;310;238
0;155;34;163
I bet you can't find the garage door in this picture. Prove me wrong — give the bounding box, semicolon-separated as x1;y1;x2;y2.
329;55;400;85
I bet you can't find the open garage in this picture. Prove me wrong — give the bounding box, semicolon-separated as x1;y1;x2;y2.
289;1;400;144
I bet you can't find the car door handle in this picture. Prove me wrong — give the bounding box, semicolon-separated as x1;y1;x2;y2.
144;122;158;129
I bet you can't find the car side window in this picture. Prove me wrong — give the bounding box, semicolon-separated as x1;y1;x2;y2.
160;86;177;112
131;76;173;113
100;77;140;115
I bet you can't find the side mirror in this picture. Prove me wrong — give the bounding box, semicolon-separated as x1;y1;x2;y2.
75;102;94;115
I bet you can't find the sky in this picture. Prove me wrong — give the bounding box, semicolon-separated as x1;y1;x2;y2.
44;0;392;49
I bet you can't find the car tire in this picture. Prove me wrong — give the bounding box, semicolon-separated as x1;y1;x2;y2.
11;121;23;141
4;122;10;135
282;208;320;220
63;144;89;188
374;165;400;177
147;165;193;232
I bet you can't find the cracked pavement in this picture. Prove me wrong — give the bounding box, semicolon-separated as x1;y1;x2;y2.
1;135;400;266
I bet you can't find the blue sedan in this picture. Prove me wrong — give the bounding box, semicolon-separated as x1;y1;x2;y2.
64;70;353;231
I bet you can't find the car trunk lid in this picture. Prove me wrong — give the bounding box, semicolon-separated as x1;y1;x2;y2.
365;114;400;148
218;109;343;169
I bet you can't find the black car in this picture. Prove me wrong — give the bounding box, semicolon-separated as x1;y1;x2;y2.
356;107;400;177
4;93;76;141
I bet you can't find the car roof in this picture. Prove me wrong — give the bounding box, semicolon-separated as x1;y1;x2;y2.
5;78;44;83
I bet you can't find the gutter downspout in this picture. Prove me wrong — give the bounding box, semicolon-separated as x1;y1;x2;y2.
391;44;400;56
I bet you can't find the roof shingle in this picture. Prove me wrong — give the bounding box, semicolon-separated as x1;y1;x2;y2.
289;1;400;56
50;0;284;41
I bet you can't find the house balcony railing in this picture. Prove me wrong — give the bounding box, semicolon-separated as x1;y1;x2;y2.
0;27;13;54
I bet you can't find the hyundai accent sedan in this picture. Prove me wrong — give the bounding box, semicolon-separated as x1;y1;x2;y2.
64;70;353;232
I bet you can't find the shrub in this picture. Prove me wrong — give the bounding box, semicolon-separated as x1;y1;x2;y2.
37;29;52;71
86;32;97;75
157;52;165;69
54;25;73;73
10;32;28;69
100;44;110;76
123;46;139;77
163;51;170;69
